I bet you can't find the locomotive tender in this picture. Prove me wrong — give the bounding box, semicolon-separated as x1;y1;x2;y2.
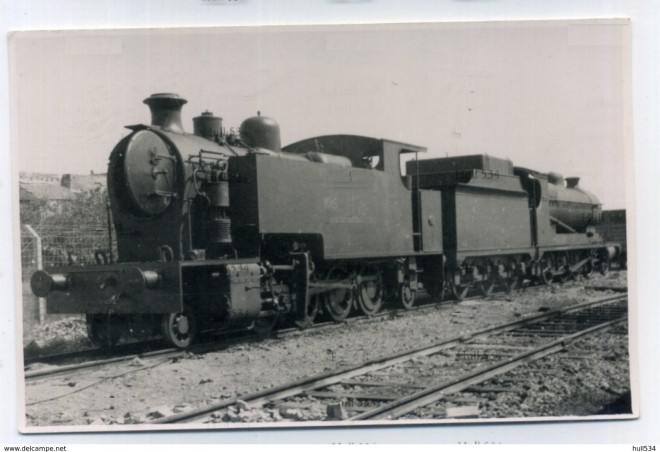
30;93;620;348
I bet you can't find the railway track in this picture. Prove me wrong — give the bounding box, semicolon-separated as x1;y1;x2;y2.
23;289;460;381
23;278;621;383
26;272;568;371
149;293;627;424
24;338;165;368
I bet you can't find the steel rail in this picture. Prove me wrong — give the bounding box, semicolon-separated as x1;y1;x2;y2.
23;288;461;381
23;274;553;368
23;294;447;381
24;287;624;382
24;347;186;381
351;315;628;420
23;338;165;368
155;293;626;424
585;286;628;293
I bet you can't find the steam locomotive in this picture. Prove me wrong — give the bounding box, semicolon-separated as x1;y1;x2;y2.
30;93;620;348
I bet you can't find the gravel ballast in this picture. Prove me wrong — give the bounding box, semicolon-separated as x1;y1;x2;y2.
22;271;630;428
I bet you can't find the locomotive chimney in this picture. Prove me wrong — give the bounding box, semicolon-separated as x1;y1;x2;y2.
143;93;188;134
566;177;580;188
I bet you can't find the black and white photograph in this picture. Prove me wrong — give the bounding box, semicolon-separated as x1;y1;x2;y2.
9;19;636;434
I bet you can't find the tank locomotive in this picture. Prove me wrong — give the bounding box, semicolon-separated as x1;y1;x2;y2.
30;93;621;348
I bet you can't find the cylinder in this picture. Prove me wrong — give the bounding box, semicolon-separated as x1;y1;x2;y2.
193;111;223;140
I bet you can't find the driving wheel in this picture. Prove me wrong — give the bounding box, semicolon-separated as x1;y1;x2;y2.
399;283;416;310
478;279;495;298
322;267;354;322
501;275;521;294
450;280;469;302
357;271;383;316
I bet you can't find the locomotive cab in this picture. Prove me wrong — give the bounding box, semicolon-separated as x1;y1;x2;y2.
282;134;425;176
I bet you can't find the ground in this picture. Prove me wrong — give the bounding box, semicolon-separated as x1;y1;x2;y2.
22;271;631;428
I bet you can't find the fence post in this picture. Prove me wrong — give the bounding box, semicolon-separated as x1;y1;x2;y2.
24;224;45;325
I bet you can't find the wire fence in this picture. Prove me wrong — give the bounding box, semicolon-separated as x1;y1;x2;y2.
21;224;115;274
20;222;116;329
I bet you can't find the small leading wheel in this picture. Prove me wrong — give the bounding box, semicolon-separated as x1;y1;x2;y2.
450;280;469;302
86;314;121;348
357;272;383;316
161;308;197;348
294;296;319;329
399;283;416;310
252;312;279;336
322;268;354;322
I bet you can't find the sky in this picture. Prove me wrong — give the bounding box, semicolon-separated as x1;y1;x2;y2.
9;20;630;209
